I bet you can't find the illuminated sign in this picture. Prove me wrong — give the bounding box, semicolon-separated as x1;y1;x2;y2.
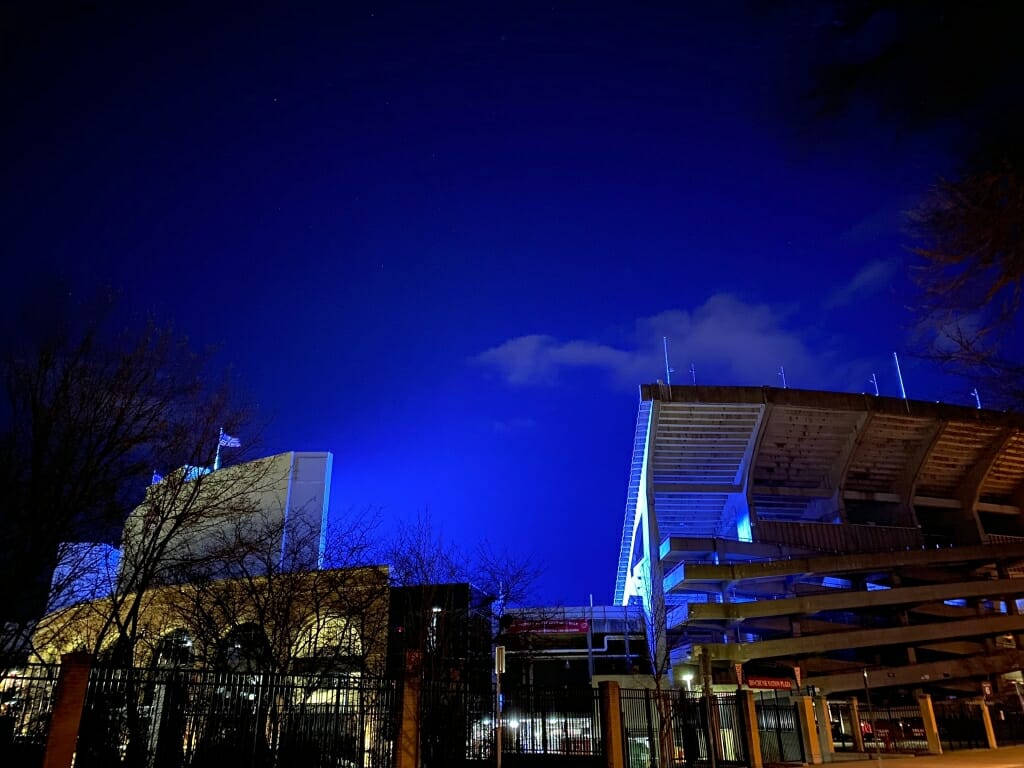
745;677;794;690
505;619;590;634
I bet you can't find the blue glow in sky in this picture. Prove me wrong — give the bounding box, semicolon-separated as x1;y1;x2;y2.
2;1;970;605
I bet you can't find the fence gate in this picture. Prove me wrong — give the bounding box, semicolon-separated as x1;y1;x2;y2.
499;686;604;768
618;689;659;768
754;692;803;766
419;681;493;768
826;700;857;751
672;692;748;767
859;703;926;753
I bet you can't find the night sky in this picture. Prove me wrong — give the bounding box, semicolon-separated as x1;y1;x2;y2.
3;2;972;606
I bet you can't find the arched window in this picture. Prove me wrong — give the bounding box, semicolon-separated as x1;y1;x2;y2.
291;615;363;675
217;624;273;672
152;629;194;668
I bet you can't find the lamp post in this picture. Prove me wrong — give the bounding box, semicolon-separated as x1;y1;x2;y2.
495;646;505;768
862;668;881;763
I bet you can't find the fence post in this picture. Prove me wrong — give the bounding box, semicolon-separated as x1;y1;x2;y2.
794;696;822;764
736;689;762;768
848;698;864;753
976;698;998;749
814;695;834;762
599;681;624;768
42;652;93;768
917;694;942;755
394;650;422;768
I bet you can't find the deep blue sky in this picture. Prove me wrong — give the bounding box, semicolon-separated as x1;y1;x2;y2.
3;1;969;605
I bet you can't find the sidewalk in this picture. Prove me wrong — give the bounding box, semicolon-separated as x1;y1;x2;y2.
830;746;1024;766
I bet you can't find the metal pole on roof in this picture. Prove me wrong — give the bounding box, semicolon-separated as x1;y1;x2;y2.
663;337;673;386
893;352;907;400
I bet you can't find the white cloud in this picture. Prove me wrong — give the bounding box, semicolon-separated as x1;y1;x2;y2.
826;258;897;308
474;293;824;389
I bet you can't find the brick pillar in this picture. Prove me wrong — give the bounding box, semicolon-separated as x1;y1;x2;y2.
848;699;864;753
42;652;93;768
976;698;998;750
394;650;422;768
736;689;763;768
917;694;943;755
599;681;624;768
794;696;823;764
814;696;834;762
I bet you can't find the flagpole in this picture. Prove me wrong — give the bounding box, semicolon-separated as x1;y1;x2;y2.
214;427;223;471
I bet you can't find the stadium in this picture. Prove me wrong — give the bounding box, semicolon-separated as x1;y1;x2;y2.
615;384;1024;699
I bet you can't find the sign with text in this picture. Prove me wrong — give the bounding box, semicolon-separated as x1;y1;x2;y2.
746;677;794;690
505;619;590;634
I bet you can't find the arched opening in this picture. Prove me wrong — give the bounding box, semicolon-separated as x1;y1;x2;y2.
217;623;273;672
152;628;194;668
291;614;363;676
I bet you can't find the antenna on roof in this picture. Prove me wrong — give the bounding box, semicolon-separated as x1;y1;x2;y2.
869;373;879;397
778;365;787;389
892;352;908;400
971;388;982;409
690;362;697;386
662;337;674;386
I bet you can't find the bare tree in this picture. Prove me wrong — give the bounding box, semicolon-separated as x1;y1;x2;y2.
0;291;252;662
910;164;1024;406
162;505;389;677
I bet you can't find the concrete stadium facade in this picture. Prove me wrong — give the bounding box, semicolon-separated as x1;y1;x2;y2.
615;384;1024;698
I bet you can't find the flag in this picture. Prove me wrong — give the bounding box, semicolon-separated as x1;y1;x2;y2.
219;432;241;448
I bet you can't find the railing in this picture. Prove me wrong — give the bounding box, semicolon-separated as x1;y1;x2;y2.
756;520;924;553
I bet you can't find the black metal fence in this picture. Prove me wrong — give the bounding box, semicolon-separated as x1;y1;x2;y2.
933;699;987;752
754;691;802;766
7;660;1013;768
991;704;1024;746
826;700;857;751
619;689;747;768
0;664;60;768
857;703;927;754
420;681;492;768
418;682;604;768
77;666;398;768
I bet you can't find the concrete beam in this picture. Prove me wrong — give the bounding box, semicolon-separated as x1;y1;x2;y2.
806;650;1024;694
679;541;1024;584
703;613;1024;662
686;578;1024;622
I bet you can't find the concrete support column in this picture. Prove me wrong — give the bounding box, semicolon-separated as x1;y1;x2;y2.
599;681;625;768
43;652;93;768
848;698;865;753
976;698;998;750
794;696;823;764
917;694;943;755
736;689;763;768
814;696;834;762
395;651;422;768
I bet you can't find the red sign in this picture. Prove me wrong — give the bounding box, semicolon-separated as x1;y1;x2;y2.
745;677;794;690
505;619;590;634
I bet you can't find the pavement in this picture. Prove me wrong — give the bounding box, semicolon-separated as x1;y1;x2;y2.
827;746;1024;767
